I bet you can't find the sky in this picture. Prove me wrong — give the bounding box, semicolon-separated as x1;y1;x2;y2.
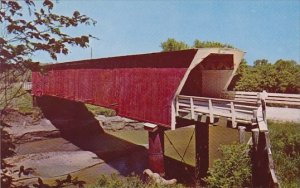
33;0;300;65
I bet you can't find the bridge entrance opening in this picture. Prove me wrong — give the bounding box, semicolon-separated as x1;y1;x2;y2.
180;54;234;98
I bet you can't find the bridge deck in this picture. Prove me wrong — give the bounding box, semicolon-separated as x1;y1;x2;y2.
176;95;258;127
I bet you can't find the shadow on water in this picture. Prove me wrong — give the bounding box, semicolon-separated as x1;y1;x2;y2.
36;96;147;176
36;96;197;185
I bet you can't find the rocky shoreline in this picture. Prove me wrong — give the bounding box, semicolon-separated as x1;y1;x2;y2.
95;115;145;131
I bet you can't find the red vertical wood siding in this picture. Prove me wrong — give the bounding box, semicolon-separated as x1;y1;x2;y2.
32;50;198;128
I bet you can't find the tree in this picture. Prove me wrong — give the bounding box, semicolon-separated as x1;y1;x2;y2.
253;59;269;66
0;1;96;186
160;38;233;52
274;60;300;93
228;59;249;90
160;38;190;52
0;0;96;115
234;60;277;92
193;39;233;48
234;59;300;93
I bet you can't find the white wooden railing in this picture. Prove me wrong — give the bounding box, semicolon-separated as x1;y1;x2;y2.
176;95;258;128
22;82;32;91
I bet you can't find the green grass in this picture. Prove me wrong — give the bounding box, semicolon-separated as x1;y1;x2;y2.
88;174;185;188
269;121;300;187
14;90;35;114
0;85;37;115
85;103;116;117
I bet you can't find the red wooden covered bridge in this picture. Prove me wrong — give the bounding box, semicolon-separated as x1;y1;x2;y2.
32;48;244;128
31;48;278;186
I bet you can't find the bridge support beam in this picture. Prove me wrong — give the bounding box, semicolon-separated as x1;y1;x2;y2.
195;116;209;187
148;128;165;176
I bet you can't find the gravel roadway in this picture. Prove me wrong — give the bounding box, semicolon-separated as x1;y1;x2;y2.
267;107;300;122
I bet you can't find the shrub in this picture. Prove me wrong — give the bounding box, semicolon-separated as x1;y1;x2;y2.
203;143;252;188
269;121;300;187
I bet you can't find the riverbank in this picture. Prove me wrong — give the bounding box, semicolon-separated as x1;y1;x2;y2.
2;110;149;187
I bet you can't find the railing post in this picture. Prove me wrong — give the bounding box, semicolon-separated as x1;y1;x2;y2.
190;97;195;120
252;110;258;124
262;100;267;123
208;99;214;124
175;96;179;116
238;126;246;143
264;132;279;186
230;101;237;128
258;90;268;122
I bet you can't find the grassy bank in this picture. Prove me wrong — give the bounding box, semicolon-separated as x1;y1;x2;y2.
0;86;32;113
269;121;300;187
85;103;116;117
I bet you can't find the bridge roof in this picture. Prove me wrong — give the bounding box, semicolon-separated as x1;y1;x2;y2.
43;49;198;69
32;48;244;129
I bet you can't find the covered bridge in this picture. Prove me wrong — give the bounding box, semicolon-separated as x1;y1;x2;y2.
32;48;266;185
30;48;281;187
32;48;244;130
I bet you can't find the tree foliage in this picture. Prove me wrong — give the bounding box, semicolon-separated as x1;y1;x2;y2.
234;59;300;93
160;38;189;52
0;0;96;114
160;38;232;52
0;0;96;65
1;121;15;188
228;59;249;90
193;39;233;48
